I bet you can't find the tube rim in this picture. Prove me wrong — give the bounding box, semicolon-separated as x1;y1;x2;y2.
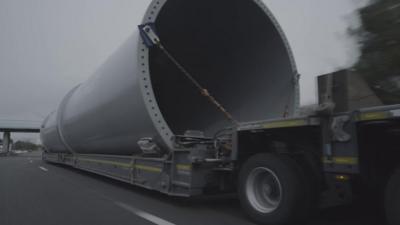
138;0;299;150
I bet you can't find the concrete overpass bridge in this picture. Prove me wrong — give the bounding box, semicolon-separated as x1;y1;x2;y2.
0;120;41;154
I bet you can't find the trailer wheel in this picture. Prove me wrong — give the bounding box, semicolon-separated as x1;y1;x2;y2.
385;169;400;225
238;154;307;225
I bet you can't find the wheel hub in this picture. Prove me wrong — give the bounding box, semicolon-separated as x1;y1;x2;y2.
245;167;282;213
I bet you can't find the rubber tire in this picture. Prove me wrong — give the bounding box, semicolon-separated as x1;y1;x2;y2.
385;170;400;225
238;154;308;225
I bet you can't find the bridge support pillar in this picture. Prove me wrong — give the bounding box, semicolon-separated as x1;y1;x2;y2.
3;132;11;154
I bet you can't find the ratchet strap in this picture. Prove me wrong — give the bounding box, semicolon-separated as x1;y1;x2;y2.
139;23;239;126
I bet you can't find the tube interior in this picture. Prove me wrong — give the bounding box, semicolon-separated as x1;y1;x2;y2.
149;0;295;136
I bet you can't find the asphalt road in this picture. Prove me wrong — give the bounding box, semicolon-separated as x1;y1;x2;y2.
0;151;382;225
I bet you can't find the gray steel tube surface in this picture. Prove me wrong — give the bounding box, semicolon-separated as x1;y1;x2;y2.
41;0;299;155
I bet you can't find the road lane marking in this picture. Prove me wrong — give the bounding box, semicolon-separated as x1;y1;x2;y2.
115;201;175;225
39;166;48;172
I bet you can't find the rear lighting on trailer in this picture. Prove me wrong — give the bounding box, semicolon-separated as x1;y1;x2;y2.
335;174;350;181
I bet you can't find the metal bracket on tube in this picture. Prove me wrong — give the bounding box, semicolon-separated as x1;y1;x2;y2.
138;23;160;48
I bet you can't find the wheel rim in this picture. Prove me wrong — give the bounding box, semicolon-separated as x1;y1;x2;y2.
245;167;282;213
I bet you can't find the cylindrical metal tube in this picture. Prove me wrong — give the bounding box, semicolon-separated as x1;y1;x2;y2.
41;0;299;155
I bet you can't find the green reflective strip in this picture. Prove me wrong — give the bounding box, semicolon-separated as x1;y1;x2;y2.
263;119;307;129
78;158;132;168
134;164;162;173
323;157;359;165
359;112;389;121
176;164;192;171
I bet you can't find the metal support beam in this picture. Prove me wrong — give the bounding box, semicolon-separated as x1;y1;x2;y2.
3;132;11;154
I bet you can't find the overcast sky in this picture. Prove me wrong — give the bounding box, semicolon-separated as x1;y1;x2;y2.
0;0;369;141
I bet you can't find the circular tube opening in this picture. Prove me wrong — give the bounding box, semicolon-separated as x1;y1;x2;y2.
146;0;297;137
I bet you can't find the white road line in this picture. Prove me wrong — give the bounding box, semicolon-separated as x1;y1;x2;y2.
39;166;48;172
115;201;175;225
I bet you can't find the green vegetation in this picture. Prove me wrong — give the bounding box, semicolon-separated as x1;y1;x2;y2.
354;0;400;104
13;141;40;151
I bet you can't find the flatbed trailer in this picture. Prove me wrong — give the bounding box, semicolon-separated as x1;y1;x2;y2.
40;0;400;223
43;102;400;225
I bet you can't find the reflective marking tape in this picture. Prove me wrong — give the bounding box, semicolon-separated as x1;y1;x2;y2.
134;164;162;173
263;119;307;129
78;158;162;173
176;164;192;171
78;158;132;168
323;157;359;165
359;112;388;121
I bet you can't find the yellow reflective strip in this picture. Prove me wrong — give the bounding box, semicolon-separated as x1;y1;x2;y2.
134;165;162;173
78;158;132;168
78;158;162;173
359;112;388;121
263;119;307;129
176;164;192;171
323;157;359;165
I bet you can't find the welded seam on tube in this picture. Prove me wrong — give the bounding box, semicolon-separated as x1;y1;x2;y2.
56;84;81;154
